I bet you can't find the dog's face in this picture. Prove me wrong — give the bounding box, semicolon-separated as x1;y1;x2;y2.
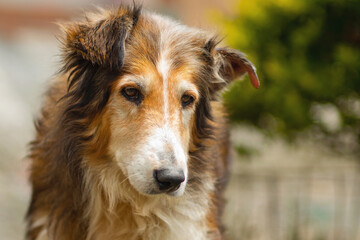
61;6;259;197
108;57;200;196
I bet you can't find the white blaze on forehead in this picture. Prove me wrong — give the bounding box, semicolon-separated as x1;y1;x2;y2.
154;30;190;167
157;52;171;124
157;51;187;166
157;53;171;84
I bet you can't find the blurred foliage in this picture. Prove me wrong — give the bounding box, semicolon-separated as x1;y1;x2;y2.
213;0;360;153
235;145;259;158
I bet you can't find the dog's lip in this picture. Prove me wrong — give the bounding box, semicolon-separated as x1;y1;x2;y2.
166;184;181;193
146;185;181;196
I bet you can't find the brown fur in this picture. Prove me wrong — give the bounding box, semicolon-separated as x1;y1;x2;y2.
25;4;258;240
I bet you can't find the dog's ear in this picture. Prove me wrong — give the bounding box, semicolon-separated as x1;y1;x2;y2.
61;5;141;70
211;47;260;92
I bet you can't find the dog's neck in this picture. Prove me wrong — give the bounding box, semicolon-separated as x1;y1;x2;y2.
83;163;214;240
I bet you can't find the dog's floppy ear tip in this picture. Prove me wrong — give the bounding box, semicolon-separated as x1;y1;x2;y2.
247;64;260;89
216;48;260;89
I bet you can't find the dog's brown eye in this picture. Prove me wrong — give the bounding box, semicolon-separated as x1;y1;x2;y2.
121;87;143;105
181;94;194;108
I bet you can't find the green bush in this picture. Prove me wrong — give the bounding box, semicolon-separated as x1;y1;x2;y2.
213;0;360;151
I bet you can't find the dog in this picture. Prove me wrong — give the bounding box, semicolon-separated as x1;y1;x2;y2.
25;4;259;240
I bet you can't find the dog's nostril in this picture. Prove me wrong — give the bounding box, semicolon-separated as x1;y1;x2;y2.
154;168;185;191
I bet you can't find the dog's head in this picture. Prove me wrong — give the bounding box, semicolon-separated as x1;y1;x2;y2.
60;5;259;197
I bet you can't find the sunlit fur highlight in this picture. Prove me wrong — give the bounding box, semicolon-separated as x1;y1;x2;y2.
25;4;258;240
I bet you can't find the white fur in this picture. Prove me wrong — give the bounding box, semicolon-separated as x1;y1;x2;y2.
29;216;47;230
112;124;188;196
29;216;48;240
35;229;48;240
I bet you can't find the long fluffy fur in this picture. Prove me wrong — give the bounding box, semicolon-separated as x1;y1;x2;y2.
25;4;258;240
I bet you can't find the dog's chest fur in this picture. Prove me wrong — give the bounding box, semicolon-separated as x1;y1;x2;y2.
89;197;209;240
82;165;218;240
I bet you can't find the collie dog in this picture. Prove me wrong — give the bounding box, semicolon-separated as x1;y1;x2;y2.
25;4;259;240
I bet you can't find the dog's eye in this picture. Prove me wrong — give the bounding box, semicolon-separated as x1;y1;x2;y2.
181;94;195;108
121;87;143;105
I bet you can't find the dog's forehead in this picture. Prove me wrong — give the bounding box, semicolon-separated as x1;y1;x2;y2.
122;13;209;87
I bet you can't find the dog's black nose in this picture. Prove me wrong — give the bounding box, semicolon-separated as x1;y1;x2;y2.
154;168;185;191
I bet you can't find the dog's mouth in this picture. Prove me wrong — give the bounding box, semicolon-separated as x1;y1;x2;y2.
165;185;183;196
161;183;181;192
147;184;183;196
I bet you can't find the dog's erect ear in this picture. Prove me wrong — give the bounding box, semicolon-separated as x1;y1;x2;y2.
61;6;141;70
212;47;260;92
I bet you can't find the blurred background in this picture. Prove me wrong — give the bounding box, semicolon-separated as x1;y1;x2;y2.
0;0;359;239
